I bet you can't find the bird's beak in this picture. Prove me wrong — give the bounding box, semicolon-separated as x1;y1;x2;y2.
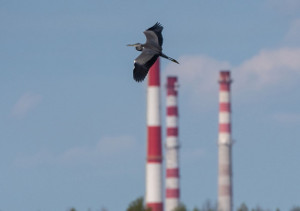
127;44;135;46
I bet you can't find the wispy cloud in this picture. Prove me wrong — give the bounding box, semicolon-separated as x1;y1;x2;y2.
163;16;300;104
163;55;231;108
164;55;231;93
14;135;139;168
11;92;42;118
234;47;300;91
59;135;138;165
163;47;300;105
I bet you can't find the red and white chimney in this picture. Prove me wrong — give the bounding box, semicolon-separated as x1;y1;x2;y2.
217;71;233;211
146;58;163;211
165;76;180;211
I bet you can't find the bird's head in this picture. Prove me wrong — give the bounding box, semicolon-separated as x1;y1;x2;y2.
127;43;143;51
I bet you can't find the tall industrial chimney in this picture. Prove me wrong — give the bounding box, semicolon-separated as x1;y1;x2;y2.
217;71;233;211
146;58;163;211
165;76;180;211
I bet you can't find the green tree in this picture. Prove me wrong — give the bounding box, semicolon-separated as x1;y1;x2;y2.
193;207;200;211
237;203;249;211
201;200;217;211
174;203;187;211
251;206;268;211
127;197;151;211
290;206;300;211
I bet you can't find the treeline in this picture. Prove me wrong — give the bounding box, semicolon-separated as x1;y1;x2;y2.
173;202;300;211
125;197;300;211
66;198;300;211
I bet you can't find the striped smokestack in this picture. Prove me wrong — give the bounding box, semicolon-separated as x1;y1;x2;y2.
217;71;233;211
165;76;180;211
146;58;163;211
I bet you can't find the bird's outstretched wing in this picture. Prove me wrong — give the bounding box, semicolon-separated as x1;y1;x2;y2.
144;22;163;47
133;49;159;82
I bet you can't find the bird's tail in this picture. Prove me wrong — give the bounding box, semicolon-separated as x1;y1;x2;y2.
160;53;179;64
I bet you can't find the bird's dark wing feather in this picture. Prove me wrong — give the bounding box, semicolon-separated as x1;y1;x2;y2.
133;49;159;82
133;63;149;82
135;48;158;66
144;22;163;47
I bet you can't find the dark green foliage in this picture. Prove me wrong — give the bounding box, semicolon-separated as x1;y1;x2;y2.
250;206;270;211
174;203;188;211
193;207;200;211
290;206;300;211
237;203;249;211
126;197;151;211
124;198;299;211
201;200;217;211
251;207;263;211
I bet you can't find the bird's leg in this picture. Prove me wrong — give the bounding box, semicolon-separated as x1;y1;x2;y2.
160;53;179;64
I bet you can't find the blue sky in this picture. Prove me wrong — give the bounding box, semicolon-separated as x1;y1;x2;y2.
1;0;300;210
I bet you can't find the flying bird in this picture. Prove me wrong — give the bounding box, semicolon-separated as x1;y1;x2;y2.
127;22;179;82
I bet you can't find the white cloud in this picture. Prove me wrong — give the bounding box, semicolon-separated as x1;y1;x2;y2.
234;47;300;91
11;92;42;118
163;14;300;103
163;47;300;106
164;55;231;94
163;55;231;108
58;135;138;165
14;135;139;167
